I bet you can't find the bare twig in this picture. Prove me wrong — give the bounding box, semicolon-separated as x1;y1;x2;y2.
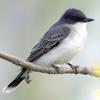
0;51;90;75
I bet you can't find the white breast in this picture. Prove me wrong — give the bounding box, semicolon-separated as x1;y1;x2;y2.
68;22;87;50
34;22;87;67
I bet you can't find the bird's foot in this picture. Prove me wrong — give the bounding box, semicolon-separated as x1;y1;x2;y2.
52;64;60;74
67;63;79;74
25;74;32;84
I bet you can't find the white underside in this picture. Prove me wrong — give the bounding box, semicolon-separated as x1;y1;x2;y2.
33;22;87;67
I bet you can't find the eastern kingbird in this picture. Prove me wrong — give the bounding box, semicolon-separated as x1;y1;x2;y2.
3;8;94;93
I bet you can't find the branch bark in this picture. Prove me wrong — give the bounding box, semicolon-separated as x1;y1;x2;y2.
0;51;90;75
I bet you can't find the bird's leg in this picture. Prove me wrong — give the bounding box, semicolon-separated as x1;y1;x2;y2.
67;63;79;74
25;74;31;84
52;64;60;74
24;71;32;84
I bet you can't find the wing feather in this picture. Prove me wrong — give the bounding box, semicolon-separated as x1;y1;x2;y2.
27;25;70;62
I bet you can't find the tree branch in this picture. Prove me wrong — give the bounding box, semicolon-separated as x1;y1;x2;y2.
0;51;98;76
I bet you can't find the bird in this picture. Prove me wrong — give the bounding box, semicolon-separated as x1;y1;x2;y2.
3;8;94;93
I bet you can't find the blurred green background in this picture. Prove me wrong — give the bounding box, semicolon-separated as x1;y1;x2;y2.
0;0;100;100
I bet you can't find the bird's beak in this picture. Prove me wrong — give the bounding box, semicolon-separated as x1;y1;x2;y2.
82;17;94;22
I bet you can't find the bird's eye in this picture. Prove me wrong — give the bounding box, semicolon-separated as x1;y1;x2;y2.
73;17;79;20
72;16;85;21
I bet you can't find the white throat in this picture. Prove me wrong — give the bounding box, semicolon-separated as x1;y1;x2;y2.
72;22;87;37
70;22;87;45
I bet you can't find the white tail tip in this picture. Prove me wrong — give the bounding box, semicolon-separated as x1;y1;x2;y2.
2;85;16;93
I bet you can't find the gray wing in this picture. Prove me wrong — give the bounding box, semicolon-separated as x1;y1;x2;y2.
27;25;70;62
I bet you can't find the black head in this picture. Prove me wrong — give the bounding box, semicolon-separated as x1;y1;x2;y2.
60;8;94;23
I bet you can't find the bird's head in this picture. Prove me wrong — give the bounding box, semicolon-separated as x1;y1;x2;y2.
60;8;94;24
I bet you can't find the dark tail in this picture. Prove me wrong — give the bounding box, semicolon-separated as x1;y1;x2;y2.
2;68;27;93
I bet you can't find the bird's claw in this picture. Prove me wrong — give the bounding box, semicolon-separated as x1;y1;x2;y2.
71;65;79;74
52;64;60;74
67;63;79;74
